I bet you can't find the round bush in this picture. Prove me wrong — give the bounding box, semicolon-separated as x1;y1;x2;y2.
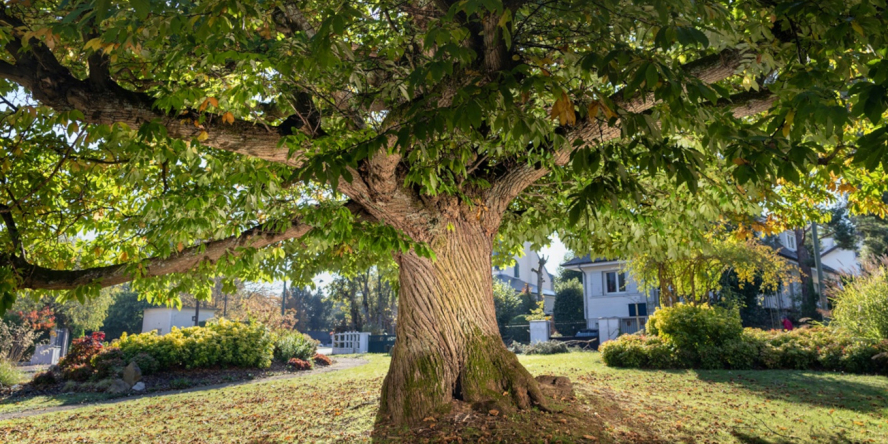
646;303;742;354
90;347;125;379
273;331;318;362
130;352;159;375
600;335;651;368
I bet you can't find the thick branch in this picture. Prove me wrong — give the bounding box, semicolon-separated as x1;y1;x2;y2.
484;86;777;226
8;201;373;290
0;7;312;167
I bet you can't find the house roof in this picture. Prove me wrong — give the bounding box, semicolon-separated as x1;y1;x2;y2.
562;249;841;275
773;247;839;274
494;274;556;296
144;306;217;312
560;256;621;267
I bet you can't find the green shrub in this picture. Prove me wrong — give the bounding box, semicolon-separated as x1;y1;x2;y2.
601;324;886;374
600;335;652;367
91;347;125;379
553;279;585;336
116;318;274;371
272;330;318;362
130;352;159;375
720;333;761;370
831;259;888;341
647;303;742;354
0;359;25;387
31;370;57;387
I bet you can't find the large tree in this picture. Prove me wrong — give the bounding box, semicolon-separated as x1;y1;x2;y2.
1;0;887;426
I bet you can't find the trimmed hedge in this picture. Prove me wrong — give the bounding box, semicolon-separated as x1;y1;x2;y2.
116;318;274;371
601;327;888;374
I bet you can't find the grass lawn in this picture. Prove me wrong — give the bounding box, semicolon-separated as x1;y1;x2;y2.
1;352;886;443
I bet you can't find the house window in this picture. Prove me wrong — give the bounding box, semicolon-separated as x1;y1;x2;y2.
605;271;627;293
514;265;520;278
628;303;647;317
785;233;797;250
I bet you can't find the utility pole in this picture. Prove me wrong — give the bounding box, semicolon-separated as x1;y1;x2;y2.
281;281;288;316
811;223;827;315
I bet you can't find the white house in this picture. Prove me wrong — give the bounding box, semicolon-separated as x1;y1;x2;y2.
141;307;216;335
492;242;556;313
762;230;859;313
559;257;657;340
563;229;861;340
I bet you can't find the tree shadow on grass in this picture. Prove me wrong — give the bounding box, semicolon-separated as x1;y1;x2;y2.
693;369;888;413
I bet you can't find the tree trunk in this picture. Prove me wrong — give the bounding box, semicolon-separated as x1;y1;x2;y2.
377;221;547;425
794;229;817;317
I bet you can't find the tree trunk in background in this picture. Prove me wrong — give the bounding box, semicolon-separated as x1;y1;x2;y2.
794;229;817;318
377;221;546;425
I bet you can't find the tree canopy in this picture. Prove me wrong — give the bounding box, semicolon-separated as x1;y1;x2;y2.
1;0;888;426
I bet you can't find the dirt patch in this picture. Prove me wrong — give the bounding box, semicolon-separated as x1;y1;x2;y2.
371;379;684;444
0;356;368;421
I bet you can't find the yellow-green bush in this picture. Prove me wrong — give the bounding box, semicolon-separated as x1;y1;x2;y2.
646;303;742;354
116;318;274;371
602;325;888;375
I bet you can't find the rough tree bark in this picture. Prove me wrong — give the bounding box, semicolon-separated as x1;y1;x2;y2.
377;219;546;425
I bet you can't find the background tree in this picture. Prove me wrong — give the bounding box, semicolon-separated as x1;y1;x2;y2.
626;226;797;306
1;0;887;426
100;285;152;341
552;279;584;336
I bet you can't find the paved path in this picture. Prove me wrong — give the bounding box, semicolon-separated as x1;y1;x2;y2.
0;357;368;421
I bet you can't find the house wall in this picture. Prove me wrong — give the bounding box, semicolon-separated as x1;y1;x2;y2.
141;309;171;334
576;262;656;334
170;308;215;330
141;308;216;335
821;248;860;274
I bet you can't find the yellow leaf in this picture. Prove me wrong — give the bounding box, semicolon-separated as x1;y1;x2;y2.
550;92;576;126
782;110;795;138
199;98;210;112
177;242;184;252
208;97;219;108
197;131;209;141
222;112;235;125
119;251;129;262
851;20;864;36
587;102;599;119
84;37;103;52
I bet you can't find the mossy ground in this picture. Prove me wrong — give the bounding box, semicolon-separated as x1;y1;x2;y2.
1;353;886;443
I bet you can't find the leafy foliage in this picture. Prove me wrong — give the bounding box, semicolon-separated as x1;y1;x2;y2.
552;279;584;330
100;286;153;341
272;330;319;362
602;326;888;374
627;228;797;306
0;317;42;363
831;258;888;341
0;358;25;387
58;332;106;375
90;347;125;379
646;303;743;355
115;319;274;371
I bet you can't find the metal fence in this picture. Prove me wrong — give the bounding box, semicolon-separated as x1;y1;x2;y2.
368;334;396;353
